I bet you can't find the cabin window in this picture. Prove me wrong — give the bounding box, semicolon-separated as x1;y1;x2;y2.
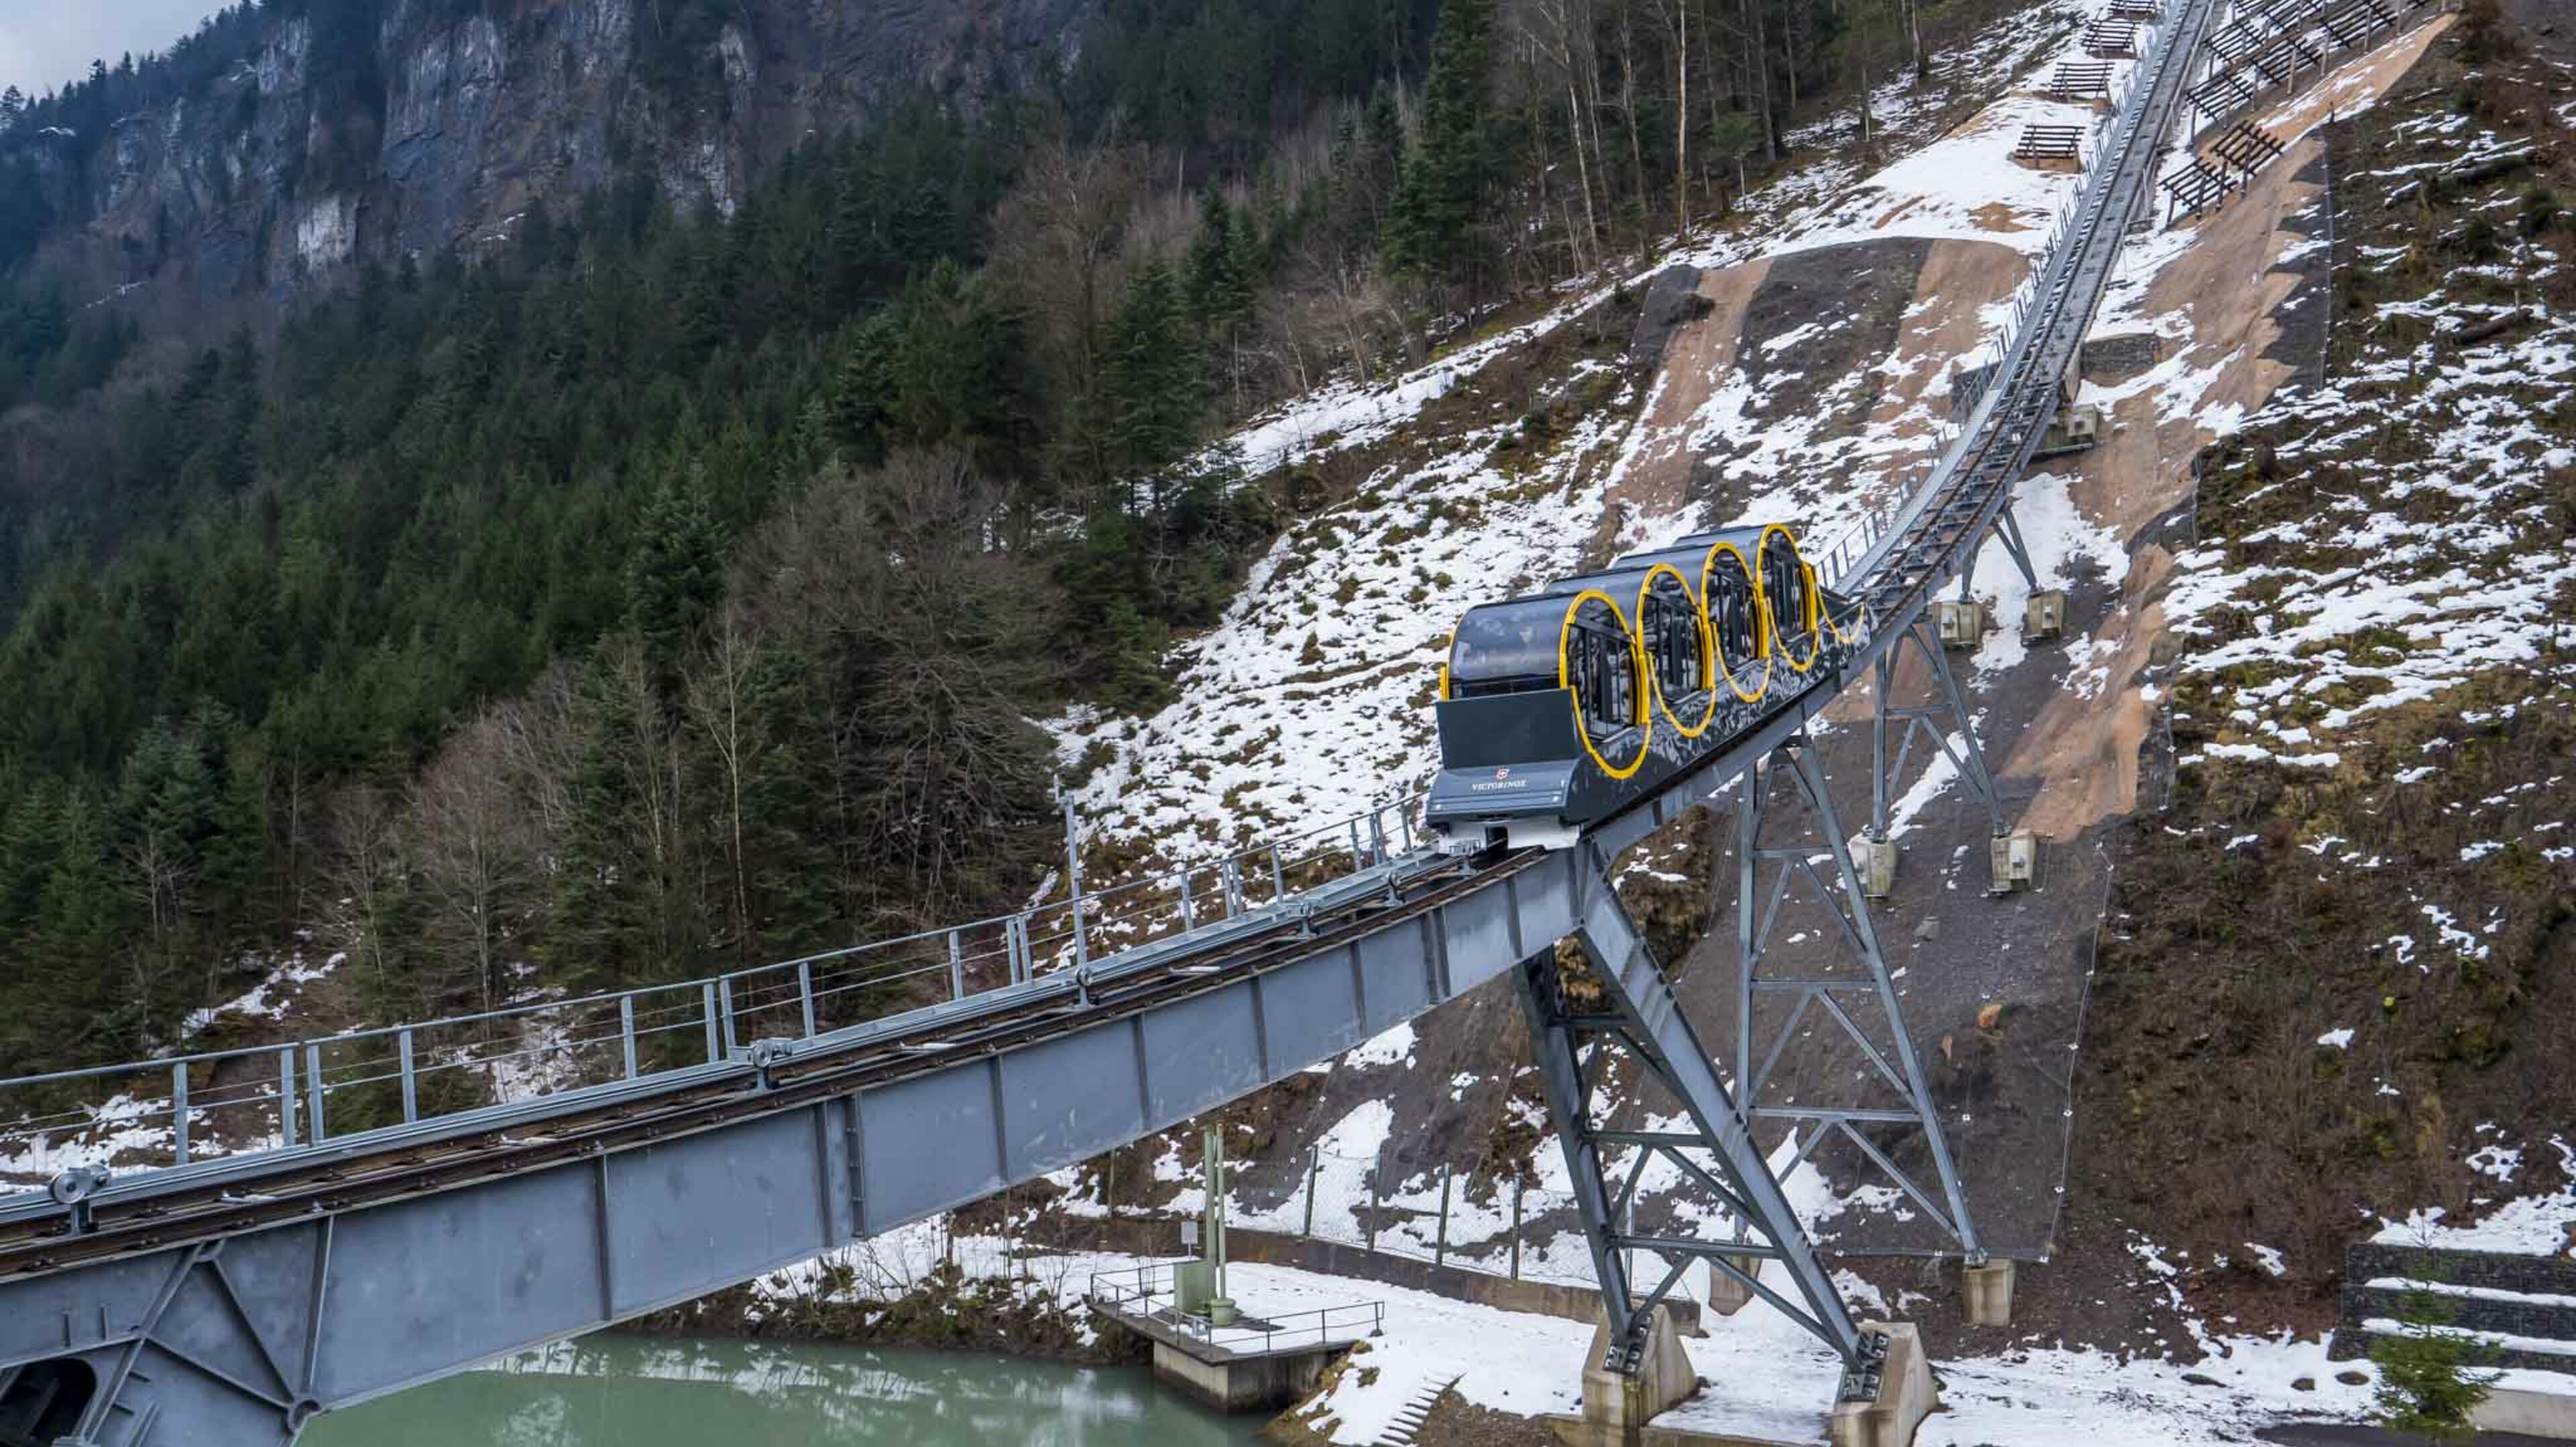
1711;583;1757;669
1570;623;1635;739
1765;548;1809;646
1642;594;1699;698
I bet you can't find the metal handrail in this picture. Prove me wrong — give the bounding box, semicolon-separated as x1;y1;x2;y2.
1182;1299;1387;1353
1083;1261;1385;1354
0;790;1428;1177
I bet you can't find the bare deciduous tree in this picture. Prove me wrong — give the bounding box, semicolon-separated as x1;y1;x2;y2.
319;783;403;987
987;123;1144;475
410;707;539;1014
736;449;1057;928
684;599;761;965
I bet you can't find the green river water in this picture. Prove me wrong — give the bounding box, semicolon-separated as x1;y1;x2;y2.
304;1336;1263;1446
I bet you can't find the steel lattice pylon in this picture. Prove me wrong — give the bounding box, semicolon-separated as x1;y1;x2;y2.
1732;729;1983;1262
1516;837;1892;1403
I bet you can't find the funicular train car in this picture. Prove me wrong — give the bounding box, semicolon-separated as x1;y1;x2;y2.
1426;523;1867;851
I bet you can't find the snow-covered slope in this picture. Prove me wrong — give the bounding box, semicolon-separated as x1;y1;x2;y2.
1054;0;2118;861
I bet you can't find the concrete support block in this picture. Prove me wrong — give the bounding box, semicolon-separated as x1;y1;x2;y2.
1827;1323;1937;1447
1988;830;2037;894
1707;1254;1766;1316
2024;590;2068;642
1149;1340;1334;1413
1577;1305;1698;1436
1935;600;1984;650
1962;1259;2017;1327
1857;837;1897;900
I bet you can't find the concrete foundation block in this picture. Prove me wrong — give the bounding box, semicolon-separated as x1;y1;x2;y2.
1935;600;1984;650
1827;1323;1937;1447
1857;837;1897;900
1707;1254;1766;1316
2024;590;2068;642
1962;1259;2017;1327
1578;1304;1699;1436
1149;1339;1334;1413
1988;830;2037;893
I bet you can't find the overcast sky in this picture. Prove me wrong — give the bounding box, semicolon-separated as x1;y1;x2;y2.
1;1;231;100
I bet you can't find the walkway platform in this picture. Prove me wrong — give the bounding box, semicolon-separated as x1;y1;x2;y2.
1085;1262;1384;1412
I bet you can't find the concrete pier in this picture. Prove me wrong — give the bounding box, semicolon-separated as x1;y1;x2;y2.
1085;1290;1373;1413
1962;1259;2017;1326
1548;1305;1701;1447
1827;1324;1937;1447
1706;1256;1767;1317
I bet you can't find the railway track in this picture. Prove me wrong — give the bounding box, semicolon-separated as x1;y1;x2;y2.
0;847;1528;1285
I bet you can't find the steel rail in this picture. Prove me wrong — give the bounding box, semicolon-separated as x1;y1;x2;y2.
0;836;1479;1230
0;848;1528;1282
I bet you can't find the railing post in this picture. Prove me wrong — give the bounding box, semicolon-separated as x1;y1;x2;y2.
398;1028;418;1123
1058;787;1090;974
1269;847;1287;902
946;932;965;1003
1178;871;1196;930
1347;818;1365;869
305;1042;327;1142
620;997;639;1080
1221;859;1243;916
277;1048;298;1148
1434;1164;1452;1270
1008;915;1029;985
171;1063;189;1167
702;983;720;1064
1510;1179;1525;1281
1364;1169;1382;1256
800;961;819;1036
1301;1147;1320;1239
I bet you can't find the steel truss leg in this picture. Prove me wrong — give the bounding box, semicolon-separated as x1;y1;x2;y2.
1868;618;2007;843
1992;504;2041;590
1957;502;2040;602
1518;841;1893;1404
1738;733;1984;1263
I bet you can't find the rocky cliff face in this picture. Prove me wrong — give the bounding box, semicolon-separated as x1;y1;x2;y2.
12;0;1091;317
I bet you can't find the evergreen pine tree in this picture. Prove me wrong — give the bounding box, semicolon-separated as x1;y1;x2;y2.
2372;1281;2501;1438
627;464;727;676
1383;0;1497;294
1100;259;1201;507
1186;187;1253;339
830;310;901;464
891;260;969;447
